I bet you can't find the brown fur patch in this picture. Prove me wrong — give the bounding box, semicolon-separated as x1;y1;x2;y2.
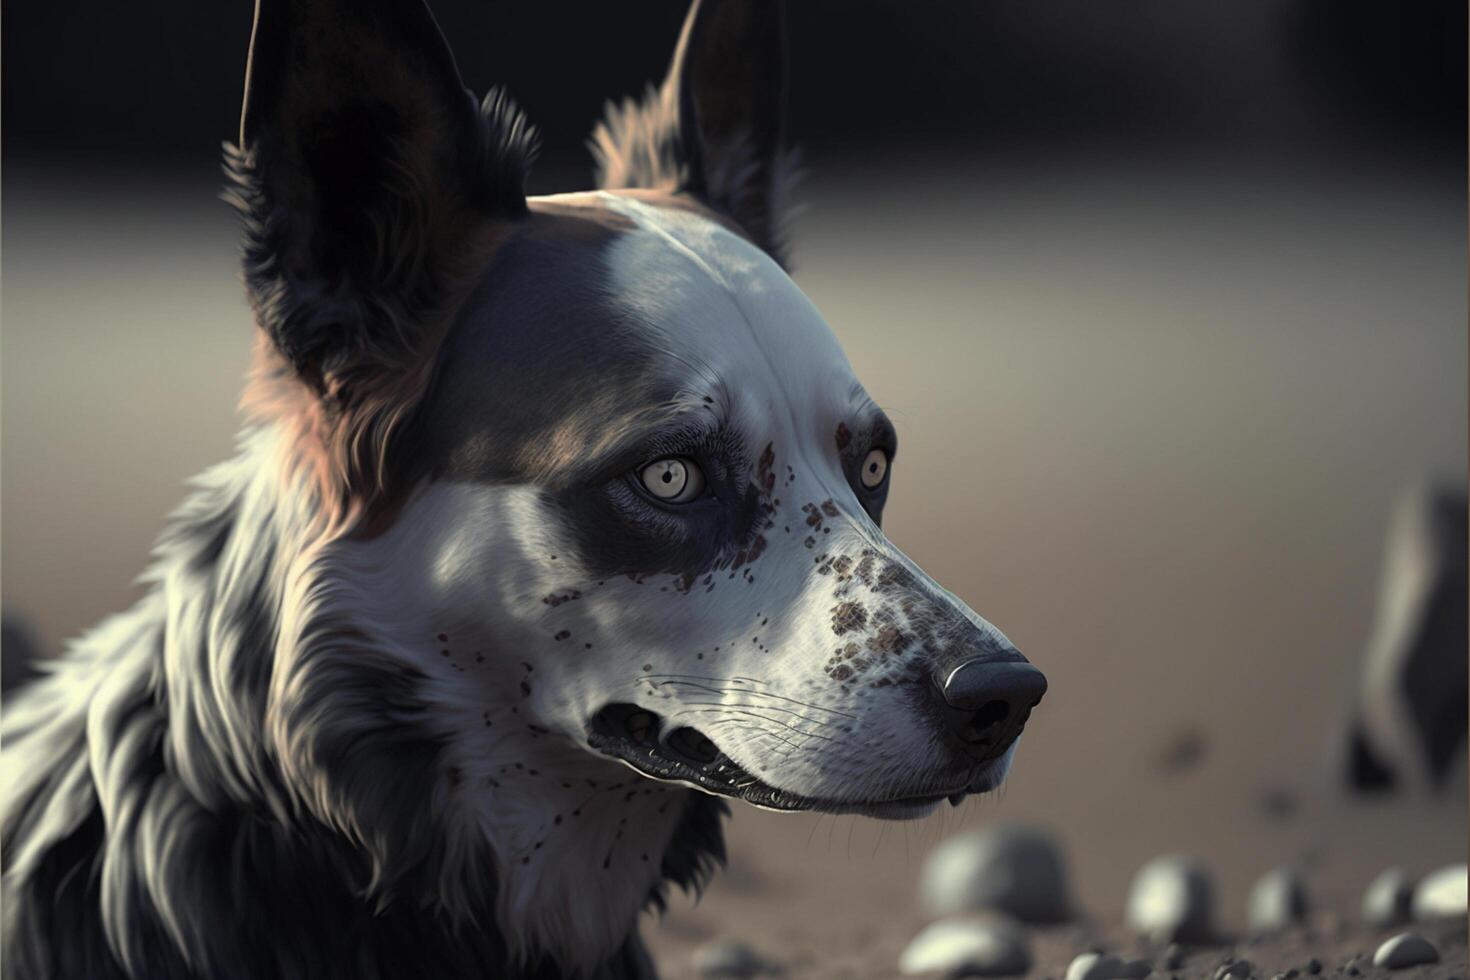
831;601;868;636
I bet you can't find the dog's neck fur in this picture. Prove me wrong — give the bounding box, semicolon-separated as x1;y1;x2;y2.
1;426;726;980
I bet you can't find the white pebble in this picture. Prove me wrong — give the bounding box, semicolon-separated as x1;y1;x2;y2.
1126;855;1215;944
899;915;1032;977
1066;952;1151;980
1247;867;1309;934
920;825;1071;923
1412;863;1467;921
1372;933;1439;970
1361;868;1414;927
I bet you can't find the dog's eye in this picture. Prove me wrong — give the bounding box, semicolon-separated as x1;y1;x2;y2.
640;457;705;503
860;449;889;489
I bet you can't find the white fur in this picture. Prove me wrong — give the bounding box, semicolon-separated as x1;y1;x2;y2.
316;197;1019;963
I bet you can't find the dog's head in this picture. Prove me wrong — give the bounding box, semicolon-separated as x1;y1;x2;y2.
230;0;1044;961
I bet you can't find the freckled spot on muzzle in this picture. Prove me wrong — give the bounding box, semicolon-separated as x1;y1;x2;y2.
868;623;908;655
831;601;868;635
825;641;872;680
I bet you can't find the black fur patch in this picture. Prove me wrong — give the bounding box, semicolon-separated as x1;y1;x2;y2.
226;0;539;390
223;88;537;390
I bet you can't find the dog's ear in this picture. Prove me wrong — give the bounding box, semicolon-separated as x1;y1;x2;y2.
225;0;536;393
591;0;797;267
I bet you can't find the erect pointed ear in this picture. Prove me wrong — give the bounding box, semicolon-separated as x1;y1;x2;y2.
226;0;536;392
591;0;797;267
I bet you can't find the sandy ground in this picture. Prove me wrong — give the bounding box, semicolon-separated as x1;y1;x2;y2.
2;157;1465;977
651;912;1468;980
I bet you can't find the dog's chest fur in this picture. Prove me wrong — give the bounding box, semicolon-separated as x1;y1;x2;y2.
459;731;691;962
333;483;706;965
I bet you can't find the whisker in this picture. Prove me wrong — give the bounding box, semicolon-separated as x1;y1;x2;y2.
642;676;857;719
671;696;835;723
676;705;836;744
704;719;807;757
640;672;769;687
673;700;840;738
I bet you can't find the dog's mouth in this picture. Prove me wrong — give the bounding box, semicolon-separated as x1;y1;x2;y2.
587;703;1006;818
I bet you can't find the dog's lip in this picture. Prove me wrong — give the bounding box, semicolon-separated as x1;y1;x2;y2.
586;704;1006;817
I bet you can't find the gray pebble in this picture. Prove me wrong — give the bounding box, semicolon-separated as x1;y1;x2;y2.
1162;946;1184;970
1065;953;1151;980
1412;863;1467;921
898;916;1031;977
1214;959;1254;980
1247;867;1309;934
920;825;1071;923
1305;959;1322;975
1373;934;1439;971
1361;868;1415;927
1126;855;1216;944
692;939;781;978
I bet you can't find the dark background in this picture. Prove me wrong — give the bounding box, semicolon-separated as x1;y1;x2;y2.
4;0;1464;181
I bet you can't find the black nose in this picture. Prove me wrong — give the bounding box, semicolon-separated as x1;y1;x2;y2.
937;659;1047;759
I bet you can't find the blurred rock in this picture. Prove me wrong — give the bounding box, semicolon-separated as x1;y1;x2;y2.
920;825;1071;924
2;613;41;692
692;939;782;978
1342;483;1467;794
1411;863;1467;921
1247;867;1309;934
1372;933;1439;970
1214;959;1255;980
1126;856;1215;944
1361;868;1414;927
1155;728;1209;775
1259;788;1296;820
1065;953;1150;980
898;916;1032;977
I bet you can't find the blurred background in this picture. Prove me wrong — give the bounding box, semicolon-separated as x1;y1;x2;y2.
3;2;1465;977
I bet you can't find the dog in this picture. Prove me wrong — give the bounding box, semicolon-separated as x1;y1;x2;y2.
0;1;1047;977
